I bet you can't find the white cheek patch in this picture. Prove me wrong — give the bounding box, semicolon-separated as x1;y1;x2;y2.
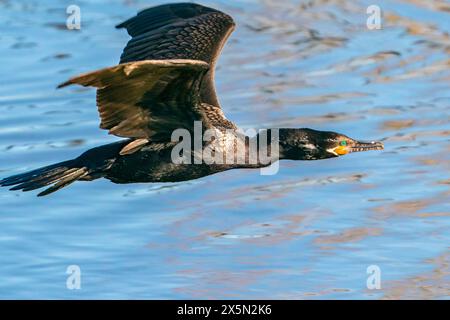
326;148;338;156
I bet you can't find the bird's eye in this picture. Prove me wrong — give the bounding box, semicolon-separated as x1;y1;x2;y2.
340;141;347;146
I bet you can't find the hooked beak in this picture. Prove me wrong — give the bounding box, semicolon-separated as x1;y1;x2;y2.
349;140;384;153
331;140;384;156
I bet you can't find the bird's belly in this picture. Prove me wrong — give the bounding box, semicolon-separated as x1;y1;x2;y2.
106;152;222;184
108;164;224;184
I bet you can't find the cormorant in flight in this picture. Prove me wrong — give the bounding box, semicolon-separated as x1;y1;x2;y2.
0;3;383;196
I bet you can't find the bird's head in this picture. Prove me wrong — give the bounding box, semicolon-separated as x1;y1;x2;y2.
279;128;384;160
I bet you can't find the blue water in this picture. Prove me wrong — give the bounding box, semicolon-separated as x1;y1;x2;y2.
0;0;449;299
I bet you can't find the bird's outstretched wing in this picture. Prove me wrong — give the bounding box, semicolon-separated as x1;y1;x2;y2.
116;3;235;107
58;59;210;142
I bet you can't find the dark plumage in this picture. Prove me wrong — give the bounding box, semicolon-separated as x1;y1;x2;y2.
116;3;235;107
0;3;383;196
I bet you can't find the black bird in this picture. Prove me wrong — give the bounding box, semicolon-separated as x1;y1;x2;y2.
0;3;383;196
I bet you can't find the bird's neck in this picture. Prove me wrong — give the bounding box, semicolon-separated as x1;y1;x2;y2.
253;128;319;162
203;128;318;168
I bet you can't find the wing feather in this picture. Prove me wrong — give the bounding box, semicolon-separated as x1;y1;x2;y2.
116;3;235;107
59;59;209;141
58;3;237;146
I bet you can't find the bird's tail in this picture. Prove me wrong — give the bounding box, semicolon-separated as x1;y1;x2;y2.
0;141;126;197
0;160;90;197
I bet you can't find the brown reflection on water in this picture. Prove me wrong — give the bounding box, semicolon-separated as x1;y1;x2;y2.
237;211;328;246
386;11;450;43
382;251;450;299
273;112;364;128
315;227;383;246
174;268;274;299
166;208;331;298
400;0;450;13
372;191;450;220
308;51;401;78
201;173;367;205
268;92;370;106
373;59;450;83
382;120;415;131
